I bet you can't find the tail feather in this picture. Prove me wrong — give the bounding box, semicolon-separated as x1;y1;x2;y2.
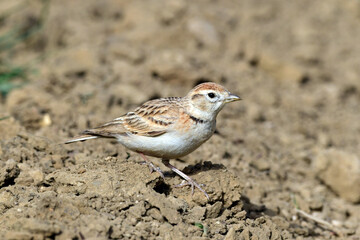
64;134;98;144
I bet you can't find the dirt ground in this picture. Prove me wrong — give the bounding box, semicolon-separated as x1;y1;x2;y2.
1;0;360;239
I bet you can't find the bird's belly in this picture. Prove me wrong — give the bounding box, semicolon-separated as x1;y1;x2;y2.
116;123;215;159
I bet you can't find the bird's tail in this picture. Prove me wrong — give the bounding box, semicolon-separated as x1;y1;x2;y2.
64;134;98;144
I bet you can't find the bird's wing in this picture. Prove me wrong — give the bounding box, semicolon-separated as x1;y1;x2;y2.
80;97;184;138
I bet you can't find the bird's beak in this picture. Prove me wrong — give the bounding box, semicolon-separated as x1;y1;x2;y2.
225;94;242;103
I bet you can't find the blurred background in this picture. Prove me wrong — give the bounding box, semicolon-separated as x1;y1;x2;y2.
0;0;359;239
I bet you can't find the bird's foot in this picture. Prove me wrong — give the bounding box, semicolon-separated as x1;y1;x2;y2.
175;180;205;188
162;159;210;200
174;179;209;200
141;161;165;179
138;153;165;180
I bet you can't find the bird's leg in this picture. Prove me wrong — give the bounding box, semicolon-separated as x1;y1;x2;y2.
138;152;165;180
162;159;210;200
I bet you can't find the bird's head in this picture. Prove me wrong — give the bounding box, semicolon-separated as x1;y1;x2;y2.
186;82;241;120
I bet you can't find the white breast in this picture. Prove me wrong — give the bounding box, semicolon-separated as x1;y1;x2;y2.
116;121;215;159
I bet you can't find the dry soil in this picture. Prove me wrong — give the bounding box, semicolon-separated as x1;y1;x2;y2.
1;0;360;239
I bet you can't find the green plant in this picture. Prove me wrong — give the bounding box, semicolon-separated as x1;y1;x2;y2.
194;222;208;235
0;0;50;96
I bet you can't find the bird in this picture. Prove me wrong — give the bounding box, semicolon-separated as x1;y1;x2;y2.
65;82;241;200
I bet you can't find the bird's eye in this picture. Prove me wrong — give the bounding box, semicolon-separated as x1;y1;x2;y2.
207;92;216;98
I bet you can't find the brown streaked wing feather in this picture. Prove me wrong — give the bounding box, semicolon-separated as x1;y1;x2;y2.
121;97;183;137
81;120;127;137
82;97;184;138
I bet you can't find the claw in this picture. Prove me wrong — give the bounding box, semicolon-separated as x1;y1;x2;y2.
138;153;165;180
162;159;210;200
175;180;206;189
